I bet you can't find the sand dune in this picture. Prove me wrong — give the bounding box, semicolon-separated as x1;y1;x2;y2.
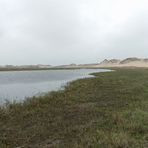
97;57;148;67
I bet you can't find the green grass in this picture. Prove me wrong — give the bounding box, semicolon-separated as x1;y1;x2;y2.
0;68;148;147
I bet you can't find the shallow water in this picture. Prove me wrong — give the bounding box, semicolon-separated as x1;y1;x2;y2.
0;69;110;104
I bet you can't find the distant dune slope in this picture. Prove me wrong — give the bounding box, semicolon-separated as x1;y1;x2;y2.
97;57;148;67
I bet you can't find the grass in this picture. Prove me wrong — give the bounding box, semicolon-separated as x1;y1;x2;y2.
0;67;95;72
0;68;148;147
0;67;77;71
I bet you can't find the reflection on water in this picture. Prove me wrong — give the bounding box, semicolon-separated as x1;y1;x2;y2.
0;69;110;104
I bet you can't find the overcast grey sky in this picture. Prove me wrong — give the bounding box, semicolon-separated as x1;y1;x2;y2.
0;0;148;65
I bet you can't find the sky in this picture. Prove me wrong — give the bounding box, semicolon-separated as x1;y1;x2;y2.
0;0;148;65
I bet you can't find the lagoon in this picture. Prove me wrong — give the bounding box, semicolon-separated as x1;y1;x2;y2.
0;69;109;104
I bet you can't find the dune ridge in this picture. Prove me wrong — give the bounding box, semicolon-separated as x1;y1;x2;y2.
97;57;148;67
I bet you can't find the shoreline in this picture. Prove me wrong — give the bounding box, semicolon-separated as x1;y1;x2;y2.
0;69;111;105
0;68;147;147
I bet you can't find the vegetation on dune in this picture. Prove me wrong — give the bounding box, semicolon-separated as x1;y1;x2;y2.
0;68;148;147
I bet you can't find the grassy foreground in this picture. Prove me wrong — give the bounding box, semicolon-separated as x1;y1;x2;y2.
0;68;148;148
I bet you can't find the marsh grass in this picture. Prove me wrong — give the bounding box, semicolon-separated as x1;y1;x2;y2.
0;68;148;147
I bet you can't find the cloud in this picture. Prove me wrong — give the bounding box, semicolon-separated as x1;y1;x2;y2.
0;0;148;65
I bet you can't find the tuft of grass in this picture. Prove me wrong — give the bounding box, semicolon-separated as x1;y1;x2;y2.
0;68;148;147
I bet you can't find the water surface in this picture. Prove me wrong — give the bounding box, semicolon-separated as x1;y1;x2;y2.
0;69;110;104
